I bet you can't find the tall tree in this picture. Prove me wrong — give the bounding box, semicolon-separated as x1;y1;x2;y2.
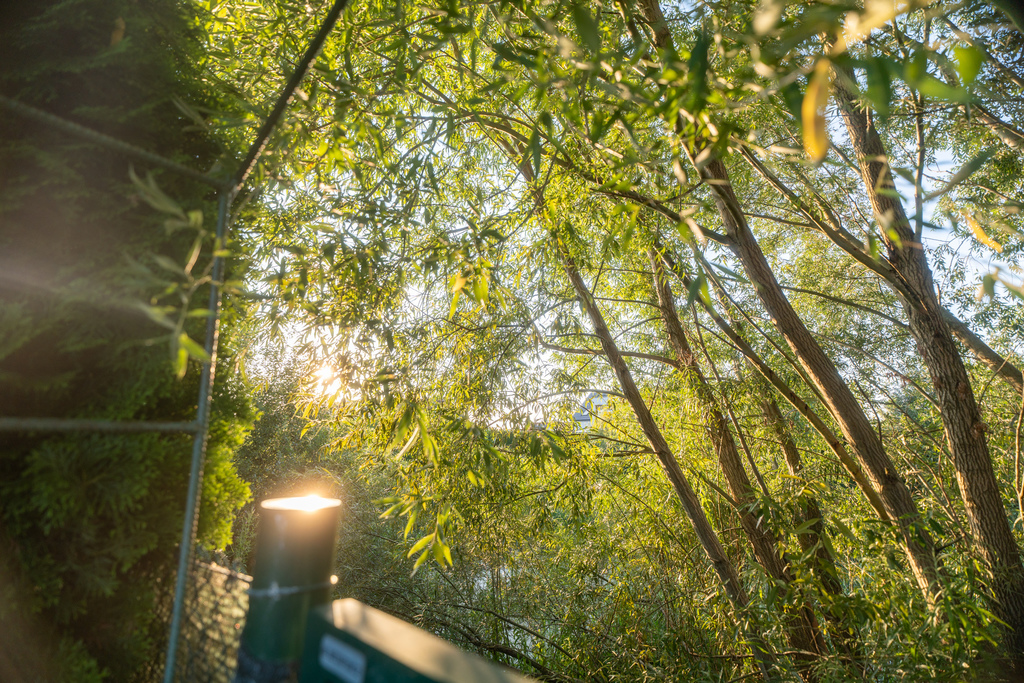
203;0;1024;676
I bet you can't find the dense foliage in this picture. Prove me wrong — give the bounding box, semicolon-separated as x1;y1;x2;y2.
0;1;254;679
209;0;1024;680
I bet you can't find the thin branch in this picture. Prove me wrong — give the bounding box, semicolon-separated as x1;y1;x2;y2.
537;337;680;369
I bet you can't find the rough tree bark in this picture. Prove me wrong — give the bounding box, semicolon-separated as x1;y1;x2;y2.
832;70;1024;663
649;248;827;673
694;153;940;605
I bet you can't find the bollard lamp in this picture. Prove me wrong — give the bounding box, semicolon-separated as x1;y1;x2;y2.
235;495;342;683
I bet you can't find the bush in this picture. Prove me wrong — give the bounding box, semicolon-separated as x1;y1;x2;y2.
0;0;253;679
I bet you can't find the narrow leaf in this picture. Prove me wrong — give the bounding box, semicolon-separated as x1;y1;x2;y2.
407;533;434;558
924;149;995;201
954;45;984;85
174;346;188;379
178;332;210;362
572;3;601;53
802;59;832;163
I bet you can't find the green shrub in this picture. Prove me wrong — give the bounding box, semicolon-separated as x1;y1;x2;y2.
0;0;253;679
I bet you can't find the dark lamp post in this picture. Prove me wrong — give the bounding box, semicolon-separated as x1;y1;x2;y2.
235;495;341;683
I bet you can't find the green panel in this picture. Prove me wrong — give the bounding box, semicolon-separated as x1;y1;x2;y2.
301;609;438;683
300;601;536;683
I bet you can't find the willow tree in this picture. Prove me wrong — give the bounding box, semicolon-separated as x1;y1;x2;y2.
202;0;1024;677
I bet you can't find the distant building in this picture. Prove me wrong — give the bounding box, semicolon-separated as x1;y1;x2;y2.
572;392;609;431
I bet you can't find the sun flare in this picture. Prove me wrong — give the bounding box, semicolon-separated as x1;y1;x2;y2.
313;364;344;397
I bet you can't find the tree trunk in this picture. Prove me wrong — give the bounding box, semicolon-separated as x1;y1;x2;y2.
694;154;940;605
833;71;1024;664
558;244;781;678
514;134;779;673
631;4;940;601
650;249;827;673
656;245;890;523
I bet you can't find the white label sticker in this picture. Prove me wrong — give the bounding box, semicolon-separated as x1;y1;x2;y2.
319;634;367;683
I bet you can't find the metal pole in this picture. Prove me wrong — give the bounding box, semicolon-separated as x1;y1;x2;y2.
163;191;232;683
234;497;341;683
162;2;352;677
0;418;199;433
233;0;352;190
0;95;231;190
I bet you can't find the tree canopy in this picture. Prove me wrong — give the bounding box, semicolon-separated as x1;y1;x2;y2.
211;0;1024;678
0;0;254;679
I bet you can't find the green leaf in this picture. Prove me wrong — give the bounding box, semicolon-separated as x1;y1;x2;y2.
684;273;704;310
978;273;996;300
832;518;857;542
379;501;403;518
407;532;434;558
448;288;461;319
173;345;188;379
793;517;821;535
529;434;542;462
395;404;415;443
404;509;418;539
954;45;984;85
923;148;995;201
472;273;489;304
546;435;567;461
137;303;177;330
129;167;186;218
421;432;440;465
903;50;927;85
684;29;711;114
412;547;431;573
529;128;542;177
590;112;610;143
572;3;601;53
153;255;184;275
178;332;210;362
780;82;803;122
709;261;748;283
916;76;969;103
865;58;892;120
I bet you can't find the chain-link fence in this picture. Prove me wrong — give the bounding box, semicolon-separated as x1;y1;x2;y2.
173;558;252;683
129;553;251;683
0;1;351;680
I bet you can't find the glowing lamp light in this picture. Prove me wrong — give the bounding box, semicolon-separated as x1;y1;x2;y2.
262;495;342;513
